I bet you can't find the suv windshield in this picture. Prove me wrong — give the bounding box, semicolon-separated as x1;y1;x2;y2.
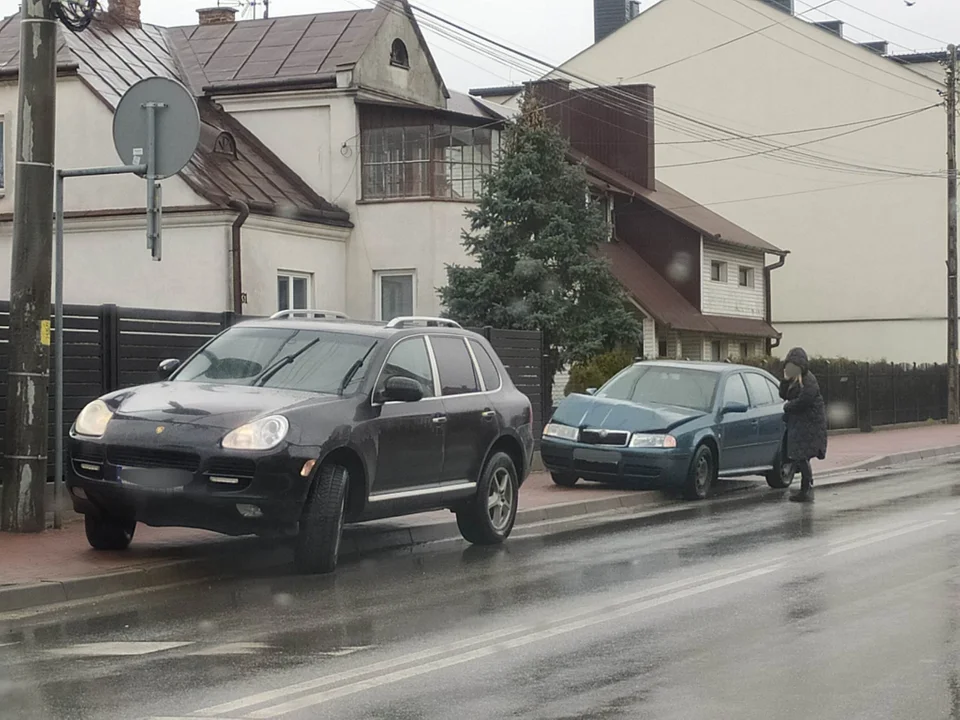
173;327;379;395
598;365;719;412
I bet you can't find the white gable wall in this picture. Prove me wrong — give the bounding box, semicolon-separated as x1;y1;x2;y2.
701;239;765;318
554;0;951;362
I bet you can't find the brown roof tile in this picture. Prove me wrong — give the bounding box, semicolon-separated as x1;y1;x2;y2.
0;11;350;227
599;242;779;338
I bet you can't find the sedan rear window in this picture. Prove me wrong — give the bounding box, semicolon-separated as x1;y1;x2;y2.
173;327;378;395
598;365;719;412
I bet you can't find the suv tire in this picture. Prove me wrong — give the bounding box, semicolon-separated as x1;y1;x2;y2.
295;463;348;575
456;452;518;545
85;512;136;551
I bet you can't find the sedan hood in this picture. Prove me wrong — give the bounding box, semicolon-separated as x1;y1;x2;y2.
552;393;707;433
103;381;336;430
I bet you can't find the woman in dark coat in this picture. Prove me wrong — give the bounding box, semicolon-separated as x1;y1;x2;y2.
779;347;827;503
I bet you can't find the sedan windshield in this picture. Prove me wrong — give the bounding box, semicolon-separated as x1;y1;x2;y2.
173;327;378;395
598;365;719;412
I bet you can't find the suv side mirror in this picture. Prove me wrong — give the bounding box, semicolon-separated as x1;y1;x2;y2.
158;358;181;381
722;401;749;415
381;376;424;403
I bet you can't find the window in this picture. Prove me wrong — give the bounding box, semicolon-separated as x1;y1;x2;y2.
710;261;727;283
390;38;410;69
377;337;435;398
740;342;750;359
743;372;774;406
214;132;236;158
173;327;378;395
710;340;723;361
278;272;311;312
599;365;719;412
765;377;781;400
469;339;501;391
430;336;480;396
723;374;749;407
738;266;755;288
658;339;668;358
376;271;415;321
361;123;499;201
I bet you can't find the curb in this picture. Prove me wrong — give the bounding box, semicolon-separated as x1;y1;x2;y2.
3;446;959;616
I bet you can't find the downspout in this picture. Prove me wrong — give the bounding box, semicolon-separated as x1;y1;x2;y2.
228;200;250;316
764;252;789;353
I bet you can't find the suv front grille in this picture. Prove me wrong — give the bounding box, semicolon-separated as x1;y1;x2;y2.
579;429;630;447
206;458;257;478
107;448;201;472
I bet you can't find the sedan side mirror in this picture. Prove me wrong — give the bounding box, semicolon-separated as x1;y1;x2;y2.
381;376;424;403
722;401;749;415
585;388;597;396
158;358;181;381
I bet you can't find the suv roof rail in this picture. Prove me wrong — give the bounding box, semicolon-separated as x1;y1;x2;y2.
269;309;350;321
386;316;463;329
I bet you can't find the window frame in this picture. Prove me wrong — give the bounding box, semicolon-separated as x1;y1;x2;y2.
467;338;503;393
743;371;775;407
390;38;410;69
375;270;416;322
428;335;482;397
710;260;727;283
721;372;750;408
374;335;438;402
710;340;723;362
277;271;313;313
738;265;755;288
739;341;750;359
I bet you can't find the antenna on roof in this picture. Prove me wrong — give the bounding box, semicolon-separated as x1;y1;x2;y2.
216;0;270;20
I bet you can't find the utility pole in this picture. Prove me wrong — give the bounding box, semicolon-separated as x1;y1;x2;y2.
1;0;58;532
947;44;959;425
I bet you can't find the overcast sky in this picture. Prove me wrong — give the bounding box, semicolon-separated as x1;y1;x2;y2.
1;0;957;91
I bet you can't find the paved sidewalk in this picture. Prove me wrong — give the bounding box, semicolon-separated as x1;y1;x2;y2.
1;423;957;613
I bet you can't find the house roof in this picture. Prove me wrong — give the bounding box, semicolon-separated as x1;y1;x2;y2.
0;11;350;226
572;149;784;255
469;85;523;98
599;242;779;339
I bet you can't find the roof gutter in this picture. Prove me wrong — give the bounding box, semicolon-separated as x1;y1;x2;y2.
202;74;338;97
228;200;250;316
764;252;789;352
0;61;80;79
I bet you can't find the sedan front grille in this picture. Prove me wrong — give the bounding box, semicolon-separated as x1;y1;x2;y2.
107;448;201;472
579;429;630;447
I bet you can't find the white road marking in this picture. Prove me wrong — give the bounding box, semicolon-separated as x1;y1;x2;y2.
827;519;946;556
188;643;273;657
192;560;775;718
247;564;784;718
0;642;20;649
49;642;193;657
316;646;373;657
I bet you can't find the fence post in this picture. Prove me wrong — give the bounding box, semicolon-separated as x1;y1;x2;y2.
98;304;120;394
857;362;873;433
221;311;236;329
482;325;493;341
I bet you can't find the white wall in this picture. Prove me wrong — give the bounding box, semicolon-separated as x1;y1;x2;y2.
239;217;349;317
701;239;765;318
555;0;952;362
0;212;231;311
0;77;202;215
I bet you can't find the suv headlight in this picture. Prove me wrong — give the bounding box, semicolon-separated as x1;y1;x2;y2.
629;433;677;449
543;423;579;441
222;415;290;451
74;400;114;438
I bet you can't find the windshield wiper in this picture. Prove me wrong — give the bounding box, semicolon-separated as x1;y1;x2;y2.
254;337;321;387
338;343;378;396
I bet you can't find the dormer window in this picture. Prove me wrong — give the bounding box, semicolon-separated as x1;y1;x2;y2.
214;132;237;158
390;39;410;69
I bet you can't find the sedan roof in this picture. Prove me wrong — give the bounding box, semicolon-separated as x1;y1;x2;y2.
636;360;771;375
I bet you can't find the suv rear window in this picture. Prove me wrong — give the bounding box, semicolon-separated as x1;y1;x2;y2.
174;327;378;395
430;336;480;396
469;339;501;391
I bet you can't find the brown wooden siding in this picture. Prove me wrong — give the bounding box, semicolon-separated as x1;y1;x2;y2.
614;196;701;309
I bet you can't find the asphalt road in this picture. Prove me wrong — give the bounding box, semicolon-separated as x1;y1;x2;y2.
3;460;960;720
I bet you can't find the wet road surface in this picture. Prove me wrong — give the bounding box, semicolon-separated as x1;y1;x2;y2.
3;460;960;719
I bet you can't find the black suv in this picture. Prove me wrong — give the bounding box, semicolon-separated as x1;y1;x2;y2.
67;312;535;573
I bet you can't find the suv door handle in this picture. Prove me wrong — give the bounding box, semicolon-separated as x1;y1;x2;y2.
481;409;496;420
432;415;448;426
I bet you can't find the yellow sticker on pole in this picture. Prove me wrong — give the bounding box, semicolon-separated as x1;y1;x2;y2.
40;320;51;347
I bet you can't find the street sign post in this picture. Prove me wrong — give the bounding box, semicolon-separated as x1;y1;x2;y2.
52;77;200;527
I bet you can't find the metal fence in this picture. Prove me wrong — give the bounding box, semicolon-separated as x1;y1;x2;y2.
0;304;548;478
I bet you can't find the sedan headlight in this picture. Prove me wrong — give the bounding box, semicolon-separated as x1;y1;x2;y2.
629;433;677;449
74;400;114;438
222;415;290;451
543;422;579;442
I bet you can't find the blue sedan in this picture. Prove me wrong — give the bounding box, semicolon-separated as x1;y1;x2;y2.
541;361;796;500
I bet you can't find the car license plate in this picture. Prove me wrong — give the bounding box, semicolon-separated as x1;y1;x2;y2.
118;467;192;490
573;448;621;466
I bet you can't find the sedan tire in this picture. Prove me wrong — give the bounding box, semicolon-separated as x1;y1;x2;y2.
295;463;348;575
550;473;579;488
766;448;796;489
84;512;136;551
457;452;519;546
682;444;715;501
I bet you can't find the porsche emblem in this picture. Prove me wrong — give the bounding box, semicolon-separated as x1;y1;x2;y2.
156;426;165;435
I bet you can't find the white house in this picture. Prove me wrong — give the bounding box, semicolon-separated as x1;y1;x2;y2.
0;0;504;321
489;0;954;363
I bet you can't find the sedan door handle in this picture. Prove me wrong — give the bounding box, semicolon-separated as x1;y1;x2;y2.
481;409;496;420
432;415;448;426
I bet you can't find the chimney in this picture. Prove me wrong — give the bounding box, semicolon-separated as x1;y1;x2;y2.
197;7;238;25
108;0;141;26
594;0;640;44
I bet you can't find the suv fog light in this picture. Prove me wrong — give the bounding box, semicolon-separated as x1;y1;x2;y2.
71;487;87;500
237;504;263;519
